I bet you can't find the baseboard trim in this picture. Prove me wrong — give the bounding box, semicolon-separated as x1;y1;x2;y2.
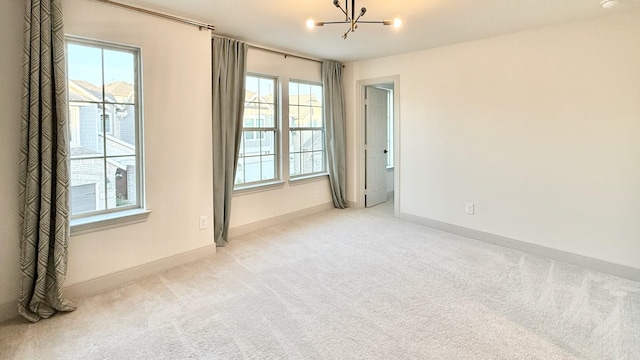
399;212;640;282
63;244;217;300
0;244;217;323
229;202;334;238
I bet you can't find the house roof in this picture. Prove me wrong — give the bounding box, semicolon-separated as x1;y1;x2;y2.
105;81;134;103
69;80;132;107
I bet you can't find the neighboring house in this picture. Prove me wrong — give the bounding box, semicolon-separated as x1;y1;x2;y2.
237;90;323;183
68;80;137;214
288;93;323;175
236;89;276;183
241;89;275;157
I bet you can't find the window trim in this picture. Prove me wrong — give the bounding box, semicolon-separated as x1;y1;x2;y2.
70;209;151;236
66;36;146;223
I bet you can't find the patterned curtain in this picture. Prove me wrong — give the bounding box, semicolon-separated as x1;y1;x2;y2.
18;0;76;322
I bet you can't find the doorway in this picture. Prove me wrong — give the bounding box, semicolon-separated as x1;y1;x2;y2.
358;76;399;214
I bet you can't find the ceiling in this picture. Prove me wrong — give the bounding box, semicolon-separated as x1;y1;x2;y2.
122;0;638;62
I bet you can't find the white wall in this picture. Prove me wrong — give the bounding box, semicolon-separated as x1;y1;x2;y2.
346;12;640;270
229;49;333;229
62;0;214;285
0;0;25;312
0;0;214;316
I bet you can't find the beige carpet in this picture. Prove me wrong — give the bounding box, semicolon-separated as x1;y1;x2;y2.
1;201;639;359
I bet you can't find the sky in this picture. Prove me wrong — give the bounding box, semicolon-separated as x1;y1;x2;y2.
67;42;135;87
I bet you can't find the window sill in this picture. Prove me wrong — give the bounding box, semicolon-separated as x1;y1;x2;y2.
289;173;329;186
233;180;285;197
387;166;395;172
70;208;151;236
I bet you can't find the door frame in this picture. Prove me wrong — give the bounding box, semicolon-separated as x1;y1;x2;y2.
356;75;400;216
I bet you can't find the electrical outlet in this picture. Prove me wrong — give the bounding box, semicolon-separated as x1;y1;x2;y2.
465;203;475;215
199;216;207;229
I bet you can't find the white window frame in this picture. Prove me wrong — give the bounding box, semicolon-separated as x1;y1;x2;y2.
235;74;279;188
66;36;147;232
289;80;326;178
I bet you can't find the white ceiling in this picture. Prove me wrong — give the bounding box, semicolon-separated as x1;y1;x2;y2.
122;0;638;62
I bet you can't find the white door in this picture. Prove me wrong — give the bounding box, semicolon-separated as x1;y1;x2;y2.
365;86;388;207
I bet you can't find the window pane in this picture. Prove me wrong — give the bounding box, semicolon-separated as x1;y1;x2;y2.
290;153;301;176
110;156;137;208
298;107;311;127
235;157;245;184
105;104;136;156
311;106;323;127
259;77;275;101
301;130;313;151
70;158;106;214
260;104;275;127
242;113;260;129
312;130;323;151
313;151;324;173
299;83;311;99
290;130;301;153
301;152;313;175
261;155;275;180
289;106;299;127
67;43;103;101
70;183;97;215
311;84;323;106
69;103;105;158
103;49;135;103
244;156;261;183
245;76;259;99
244;131;261;156
289;82;299;105
262;131;275;155
238;137;246;157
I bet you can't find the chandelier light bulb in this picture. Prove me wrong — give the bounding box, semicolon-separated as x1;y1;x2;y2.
306;19;315;28
393;18;402;28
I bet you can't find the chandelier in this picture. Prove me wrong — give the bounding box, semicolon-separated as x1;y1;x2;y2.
306;0;402;39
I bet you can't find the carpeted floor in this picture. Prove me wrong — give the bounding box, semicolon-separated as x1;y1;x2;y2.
1;201;639;359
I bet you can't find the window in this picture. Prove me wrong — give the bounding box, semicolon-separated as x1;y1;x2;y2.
66;38;143;217
289;81;325;177
236;75;278;186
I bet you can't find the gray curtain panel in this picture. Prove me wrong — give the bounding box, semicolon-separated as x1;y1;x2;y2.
212;38;248;246
322;61;348;208
18;0;76;322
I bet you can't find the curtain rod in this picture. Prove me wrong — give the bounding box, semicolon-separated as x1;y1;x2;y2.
248;45;347;68
214;34;322;64
95;0;215;31
248;45;323;65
